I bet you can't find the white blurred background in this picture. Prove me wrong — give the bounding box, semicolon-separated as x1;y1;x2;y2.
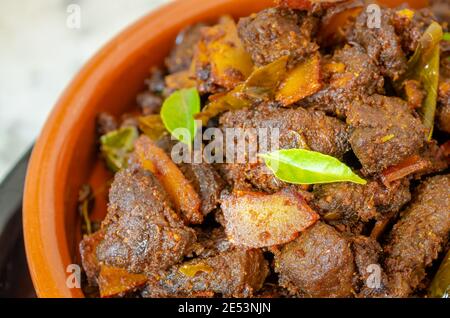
0;0;170;182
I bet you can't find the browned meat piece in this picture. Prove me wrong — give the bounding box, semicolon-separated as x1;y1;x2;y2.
384;175;450;297
274;222;355;297
403;79;425;110
302;44;384;117
96;112;118;136
145;67;166;94
137;67;165;114
430;0;450;23
219;103;350;191
80;230;104;286
437;60;450;133
179;163;225;216
96;167;196;274
136;92;162;116
313;178;411;234
348;7;407;80
237;8;318;67
347;95;426;175
413;141;449;178
165;23;206;74
437;100;450;133
391;8;436;55
351;236;390;298
142;248;269;298
120;114;139;130
189;227;233;259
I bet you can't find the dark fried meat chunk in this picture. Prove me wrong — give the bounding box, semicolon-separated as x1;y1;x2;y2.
391;8;437;55
165;23;206;74
302;44;384;117
80;230;104;286
348;7;407;80
179;162;225;216
351;236;390;298
347;95;426;175
313;178;411;234
96;112;118;136
143;248;269;298
384;175;450;297
430;0;450;23
237;7;318;67
189;227;233;259
137;67;166;115
219;103;350;191
274;222;354;298
437;59;450;133
96;167;196;274
403;79;425;110
136;92;162;116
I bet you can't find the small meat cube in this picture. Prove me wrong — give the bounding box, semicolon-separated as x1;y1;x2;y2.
403;79;425;110
96;112;118;136
145;67;166;94
219;103;350;191
391;8;437;55
136;91;162;116
384;175;450;297
351;236;390;298
348;7;407;80
142;248;269;298
347;95;426;175
430;0;450;23
237;8;318;67
313;179;411;234
189;227;233;259
96;167;196;273
179;162;225;216
80;230;104;286
437;78;450;134
274;222;355;297
302;44;384;117
165;23;206;74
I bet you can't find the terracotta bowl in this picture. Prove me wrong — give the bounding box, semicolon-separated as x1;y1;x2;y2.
23;0;273;298
23;0;428;298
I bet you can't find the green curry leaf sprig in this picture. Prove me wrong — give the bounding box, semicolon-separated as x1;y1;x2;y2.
160;87;201;146
260;148;367;185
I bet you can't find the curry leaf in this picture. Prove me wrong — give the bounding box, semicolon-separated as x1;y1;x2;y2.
100;126;139;172
160;87;200;145
429;249;450;298
260;149;367;185
398;22;442;140
443;32;450;42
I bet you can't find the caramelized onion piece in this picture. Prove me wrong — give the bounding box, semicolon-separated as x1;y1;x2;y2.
134;135;202;224
195;16;254;90
319;3;363;45
221;188;319;248
276;53;322;106
98;265;147;298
